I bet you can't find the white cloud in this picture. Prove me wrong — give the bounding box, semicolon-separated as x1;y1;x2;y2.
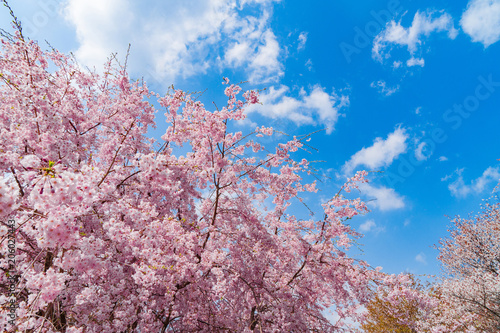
63;0;135;68
406;57;425;67
359;183;405;211
246;85;349;134
63;0;282;85
359;219;385;234
370;80;400;96
359;219;376;232
438;156;448;162
404;219;411;227
415;142;431;161
297;32;308;50
239;0;281;5
415;252;427;265
305;58;313;71
447;166;500;198
461;0;500;47
225;41;252;66
393;60;403;69
247;29;283;83
441;172;454;182
373;10;458;65
343;127;408;174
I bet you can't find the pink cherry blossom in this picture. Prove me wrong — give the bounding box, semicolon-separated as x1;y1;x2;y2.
0;28;407;332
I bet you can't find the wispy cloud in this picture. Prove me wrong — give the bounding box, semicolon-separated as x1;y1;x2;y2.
372;10;458;66
415;252;427;265
370;80;400;96
359;219;385;234
305;59;313;71
461;0;500;47
246;85;349;134
393;60;403;69
415;142;431;161
343;127;408;174
297;32;308;50
445;166;500;198
359;219;376;232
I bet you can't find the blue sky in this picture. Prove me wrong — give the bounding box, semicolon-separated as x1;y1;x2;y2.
3;0;500;278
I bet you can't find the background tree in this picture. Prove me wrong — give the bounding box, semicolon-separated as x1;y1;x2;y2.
437;200;500;331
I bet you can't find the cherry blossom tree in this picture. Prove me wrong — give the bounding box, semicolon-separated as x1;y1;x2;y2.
0;13;398;333
360;274;426;333
436;201;500;331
